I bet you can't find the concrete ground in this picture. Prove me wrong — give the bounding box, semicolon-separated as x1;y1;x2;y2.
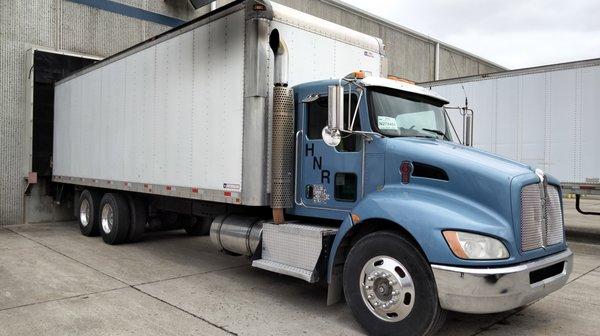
1;202;599;336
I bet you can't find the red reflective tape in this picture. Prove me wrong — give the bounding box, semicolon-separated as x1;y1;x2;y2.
166;186;172;191
224;191;232;197
192;188;199;193
580;185;596;190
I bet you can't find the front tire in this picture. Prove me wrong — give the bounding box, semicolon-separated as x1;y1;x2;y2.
99;193;130;245
343;231;445;336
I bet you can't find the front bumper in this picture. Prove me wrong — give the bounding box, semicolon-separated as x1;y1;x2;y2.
431;248;573;314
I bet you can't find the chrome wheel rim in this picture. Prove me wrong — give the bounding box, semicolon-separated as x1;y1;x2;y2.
101;203;114;234
79;199;90;227
359;256;415;322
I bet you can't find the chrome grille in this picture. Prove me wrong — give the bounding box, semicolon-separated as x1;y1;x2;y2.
520;184;544;251
545;186;564;246
520;184;564;251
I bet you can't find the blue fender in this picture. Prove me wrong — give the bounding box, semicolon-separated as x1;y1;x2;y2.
327;183;520;283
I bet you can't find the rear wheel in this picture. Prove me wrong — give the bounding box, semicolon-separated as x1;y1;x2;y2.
343;231;445;336
126;195;146;243
78;189;101;236
99;193;130;245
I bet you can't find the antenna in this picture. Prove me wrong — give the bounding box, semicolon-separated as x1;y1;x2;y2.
448;53;474;146
449;53;469;107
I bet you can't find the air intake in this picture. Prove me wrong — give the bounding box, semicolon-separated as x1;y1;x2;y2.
412;162;449;181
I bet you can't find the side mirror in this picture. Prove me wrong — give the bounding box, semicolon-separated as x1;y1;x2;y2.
323;85;344;147
463;111;473;147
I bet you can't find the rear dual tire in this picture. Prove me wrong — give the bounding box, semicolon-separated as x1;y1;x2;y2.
126;195;146;242
99;193;130;245
77;189;146;244
78;189;101;236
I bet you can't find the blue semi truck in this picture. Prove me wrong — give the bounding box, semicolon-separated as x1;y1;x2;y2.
52;1;572;335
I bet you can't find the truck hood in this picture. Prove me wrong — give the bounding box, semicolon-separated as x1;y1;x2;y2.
384;137;535;224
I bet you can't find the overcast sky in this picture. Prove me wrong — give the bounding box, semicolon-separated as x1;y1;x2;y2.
340;0;600;69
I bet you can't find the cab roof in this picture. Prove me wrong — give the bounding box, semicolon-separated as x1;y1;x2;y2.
361;76;449;104
293;76;449;105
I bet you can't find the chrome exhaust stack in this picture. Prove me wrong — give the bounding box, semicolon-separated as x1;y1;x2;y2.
270;29;294;224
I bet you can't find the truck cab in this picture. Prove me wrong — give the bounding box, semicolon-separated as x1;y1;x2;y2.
253;72;573;335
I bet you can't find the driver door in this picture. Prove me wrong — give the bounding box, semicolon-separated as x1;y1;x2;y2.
297;93;363;214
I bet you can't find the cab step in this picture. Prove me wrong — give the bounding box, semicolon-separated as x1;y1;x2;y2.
252;223;338;283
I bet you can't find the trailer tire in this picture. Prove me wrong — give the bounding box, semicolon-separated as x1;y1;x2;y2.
99;193;131;245
126;195;146;243
343;231;445;336
78;189;101;237
183;216;212;236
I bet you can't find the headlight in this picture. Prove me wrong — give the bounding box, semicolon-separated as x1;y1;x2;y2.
442;231;509;260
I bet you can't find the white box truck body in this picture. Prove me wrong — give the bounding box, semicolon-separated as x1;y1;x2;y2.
53;1;384;206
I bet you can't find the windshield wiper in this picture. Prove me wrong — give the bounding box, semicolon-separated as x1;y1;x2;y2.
421;128;446;138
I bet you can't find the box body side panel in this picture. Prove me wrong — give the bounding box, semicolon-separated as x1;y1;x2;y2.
270;21;383;87
54;10;248;203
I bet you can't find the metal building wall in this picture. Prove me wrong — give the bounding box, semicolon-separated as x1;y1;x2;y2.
0;0;206;225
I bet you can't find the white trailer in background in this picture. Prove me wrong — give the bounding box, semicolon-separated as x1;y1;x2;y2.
422;58;600;215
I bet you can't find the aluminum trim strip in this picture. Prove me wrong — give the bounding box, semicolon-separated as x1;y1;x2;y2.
52;175;242;204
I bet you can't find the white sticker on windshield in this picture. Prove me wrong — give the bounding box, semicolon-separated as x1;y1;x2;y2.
377;116;398;130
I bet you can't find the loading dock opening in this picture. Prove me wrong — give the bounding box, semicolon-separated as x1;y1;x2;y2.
23;48;100;223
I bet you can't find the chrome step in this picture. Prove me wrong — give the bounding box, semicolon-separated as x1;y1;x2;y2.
252;222;338;283
252;260;315;282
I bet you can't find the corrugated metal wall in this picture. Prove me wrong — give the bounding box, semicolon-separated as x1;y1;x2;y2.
0;0;503;225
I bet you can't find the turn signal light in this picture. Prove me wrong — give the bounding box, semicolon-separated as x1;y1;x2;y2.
353;71;366;79
346;71;367;80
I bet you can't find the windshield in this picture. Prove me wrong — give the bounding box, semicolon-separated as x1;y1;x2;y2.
369;87;451;140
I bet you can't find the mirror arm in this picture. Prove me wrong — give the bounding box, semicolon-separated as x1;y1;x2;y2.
349;90;363;132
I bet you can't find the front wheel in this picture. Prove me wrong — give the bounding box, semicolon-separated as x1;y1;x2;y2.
343;231;446;336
